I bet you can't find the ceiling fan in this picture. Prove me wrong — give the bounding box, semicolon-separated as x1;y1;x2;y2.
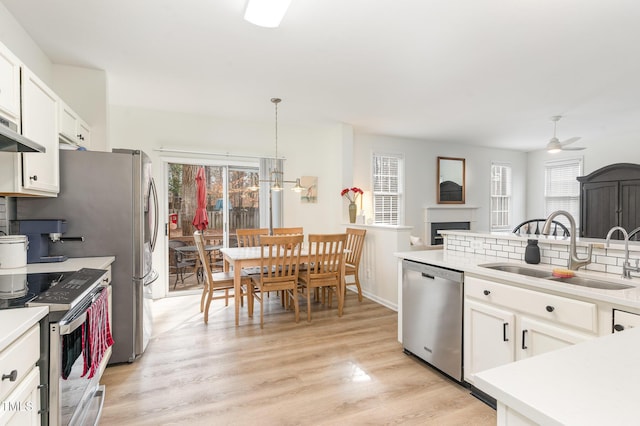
546;115;584;153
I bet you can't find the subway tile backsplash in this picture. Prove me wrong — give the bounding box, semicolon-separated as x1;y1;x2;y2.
442;231;636;275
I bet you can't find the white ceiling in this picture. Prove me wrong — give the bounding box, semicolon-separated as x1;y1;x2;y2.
3;0;640;152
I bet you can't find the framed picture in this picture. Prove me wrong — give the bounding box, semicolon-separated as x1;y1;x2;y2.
300;176;318;203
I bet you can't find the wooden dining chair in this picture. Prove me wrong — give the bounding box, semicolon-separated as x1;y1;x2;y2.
236;228;269;247
248;234;304;328
298;233;347;322
272;227;304;235
194;231;248;324
344;228;367;302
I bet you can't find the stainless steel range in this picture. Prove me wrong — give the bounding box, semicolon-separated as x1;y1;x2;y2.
0;268;112;426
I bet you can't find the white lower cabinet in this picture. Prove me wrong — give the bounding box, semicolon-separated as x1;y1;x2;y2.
465;299;515;382
0;324;41;425
612;309;640;333
464;275;597;384
519;316;592;360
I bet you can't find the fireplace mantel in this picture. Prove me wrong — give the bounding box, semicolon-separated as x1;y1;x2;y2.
424;206;479;245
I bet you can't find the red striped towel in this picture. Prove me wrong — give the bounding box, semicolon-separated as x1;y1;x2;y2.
81;289;114;379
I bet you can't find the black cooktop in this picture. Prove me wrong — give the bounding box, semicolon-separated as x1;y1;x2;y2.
0;271;72;310
29;268;107;311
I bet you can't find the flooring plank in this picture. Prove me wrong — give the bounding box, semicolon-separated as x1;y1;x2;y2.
101;291;495;425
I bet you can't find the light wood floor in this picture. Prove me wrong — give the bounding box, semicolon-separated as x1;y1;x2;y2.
101;291;496;425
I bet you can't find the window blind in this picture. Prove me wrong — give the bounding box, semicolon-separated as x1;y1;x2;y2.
373;153;403;225
491;163;512;230
544;158;583;229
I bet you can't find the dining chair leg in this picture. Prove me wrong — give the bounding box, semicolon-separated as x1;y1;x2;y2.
224;288;229;307
204;284;215;325
200;281;208;313
354;271;363;302
248;283;254;318
306;286;312;322
291;289;300;323
259;289;264;329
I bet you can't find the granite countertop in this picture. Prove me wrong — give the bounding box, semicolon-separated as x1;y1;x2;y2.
395;249;640;310
474;327;640;425
0;256;115;276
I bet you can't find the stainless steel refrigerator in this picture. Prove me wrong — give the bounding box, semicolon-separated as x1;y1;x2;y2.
17;149;159;364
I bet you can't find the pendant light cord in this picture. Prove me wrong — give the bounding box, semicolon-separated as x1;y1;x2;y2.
271;98;281;160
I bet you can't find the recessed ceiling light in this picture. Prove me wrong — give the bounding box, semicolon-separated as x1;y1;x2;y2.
244;0;292;28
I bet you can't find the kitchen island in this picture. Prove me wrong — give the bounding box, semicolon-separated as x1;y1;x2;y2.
474;326;640;425
395;232;640;425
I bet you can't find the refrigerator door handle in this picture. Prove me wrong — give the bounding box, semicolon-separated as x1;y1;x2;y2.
141;269;159;287
149;178;159;252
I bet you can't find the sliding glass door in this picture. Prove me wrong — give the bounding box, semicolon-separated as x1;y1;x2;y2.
167;161;259;293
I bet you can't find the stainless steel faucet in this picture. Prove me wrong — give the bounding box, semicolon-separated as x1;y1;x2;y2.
542;210;592;271
606;226;640;279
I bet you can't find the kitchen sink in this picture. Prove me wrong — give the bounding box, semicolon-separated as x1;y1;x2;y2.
547;276;634;290
480;263;635;290
480;264;553;279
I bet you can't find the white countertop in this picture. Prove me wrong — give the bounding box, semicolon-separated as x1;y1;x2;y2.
0;257;114;352
395;249;640;311
474;327;640;425
0;306;48;352
0;256;115;276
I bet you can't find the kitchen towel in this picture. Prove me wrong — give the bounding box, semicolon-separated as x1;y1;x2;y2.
61;326;83;380
82;288;114;379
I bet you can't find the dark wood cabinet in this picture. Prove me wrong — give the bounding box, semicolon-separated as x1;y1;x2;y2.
578;164;640;239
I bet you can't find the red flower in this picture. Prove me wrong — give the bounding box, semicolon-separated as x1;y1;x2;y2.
341;187;363;203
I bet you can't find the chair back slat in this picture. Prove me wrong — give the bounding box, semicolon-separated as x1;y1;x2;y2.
272;227;304;235
237;228;269;247
305;234;347;281
345;228;367;267
259;234;303;289
193;231;212;286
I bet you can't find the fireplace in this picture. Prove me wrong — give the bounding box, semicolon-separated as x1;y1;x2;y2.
431;221;470;245
424;206;478;246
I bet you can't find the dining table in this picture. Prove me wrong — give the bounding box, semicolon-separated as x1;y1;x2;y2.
220;246;346;326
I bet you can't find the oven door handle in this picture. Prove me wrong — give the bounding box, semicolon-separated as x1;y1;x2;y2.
59;311;88;336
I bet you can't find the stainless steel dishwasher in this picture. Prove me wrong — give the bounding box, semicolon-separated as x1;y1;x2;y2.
402;259;464;382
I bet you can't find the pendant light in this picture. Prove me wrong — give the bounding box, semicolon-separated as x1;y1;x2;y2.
254;97;302;193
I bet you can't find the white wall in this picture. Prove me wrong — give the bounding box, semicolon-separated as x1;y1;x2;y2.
53;65;109;151
353;133;528;238
109;106;348;297
526;134;640;219
0;3;52;84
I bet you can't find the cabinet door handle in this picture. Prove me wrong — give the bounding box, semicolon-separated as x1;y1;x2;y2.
503;323;509;342
483;290;490;296
546;305;555;312
521;330;528;350
614;324;625;332
2;370;17;382
30;175;38;181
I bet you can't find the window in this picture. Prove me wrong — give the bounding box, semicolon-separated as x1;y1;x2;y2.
491;163;512;230
544;158;583;229
372;153;403;225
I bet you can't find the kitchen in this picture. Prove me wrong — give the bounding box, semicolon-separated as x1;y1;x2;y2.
2;1;640;425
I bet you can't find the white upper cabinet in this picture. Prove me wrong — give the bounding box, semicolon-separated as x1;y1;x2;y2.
0;41;21;122
20;67;59;194
59;99;91;149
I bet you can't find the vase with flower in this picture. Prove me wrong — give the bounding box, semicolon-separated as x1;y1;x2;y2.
341;187;363;223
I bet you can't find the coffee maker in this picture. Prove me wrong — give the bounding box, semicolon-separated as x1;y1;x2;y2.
13;219;73;263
